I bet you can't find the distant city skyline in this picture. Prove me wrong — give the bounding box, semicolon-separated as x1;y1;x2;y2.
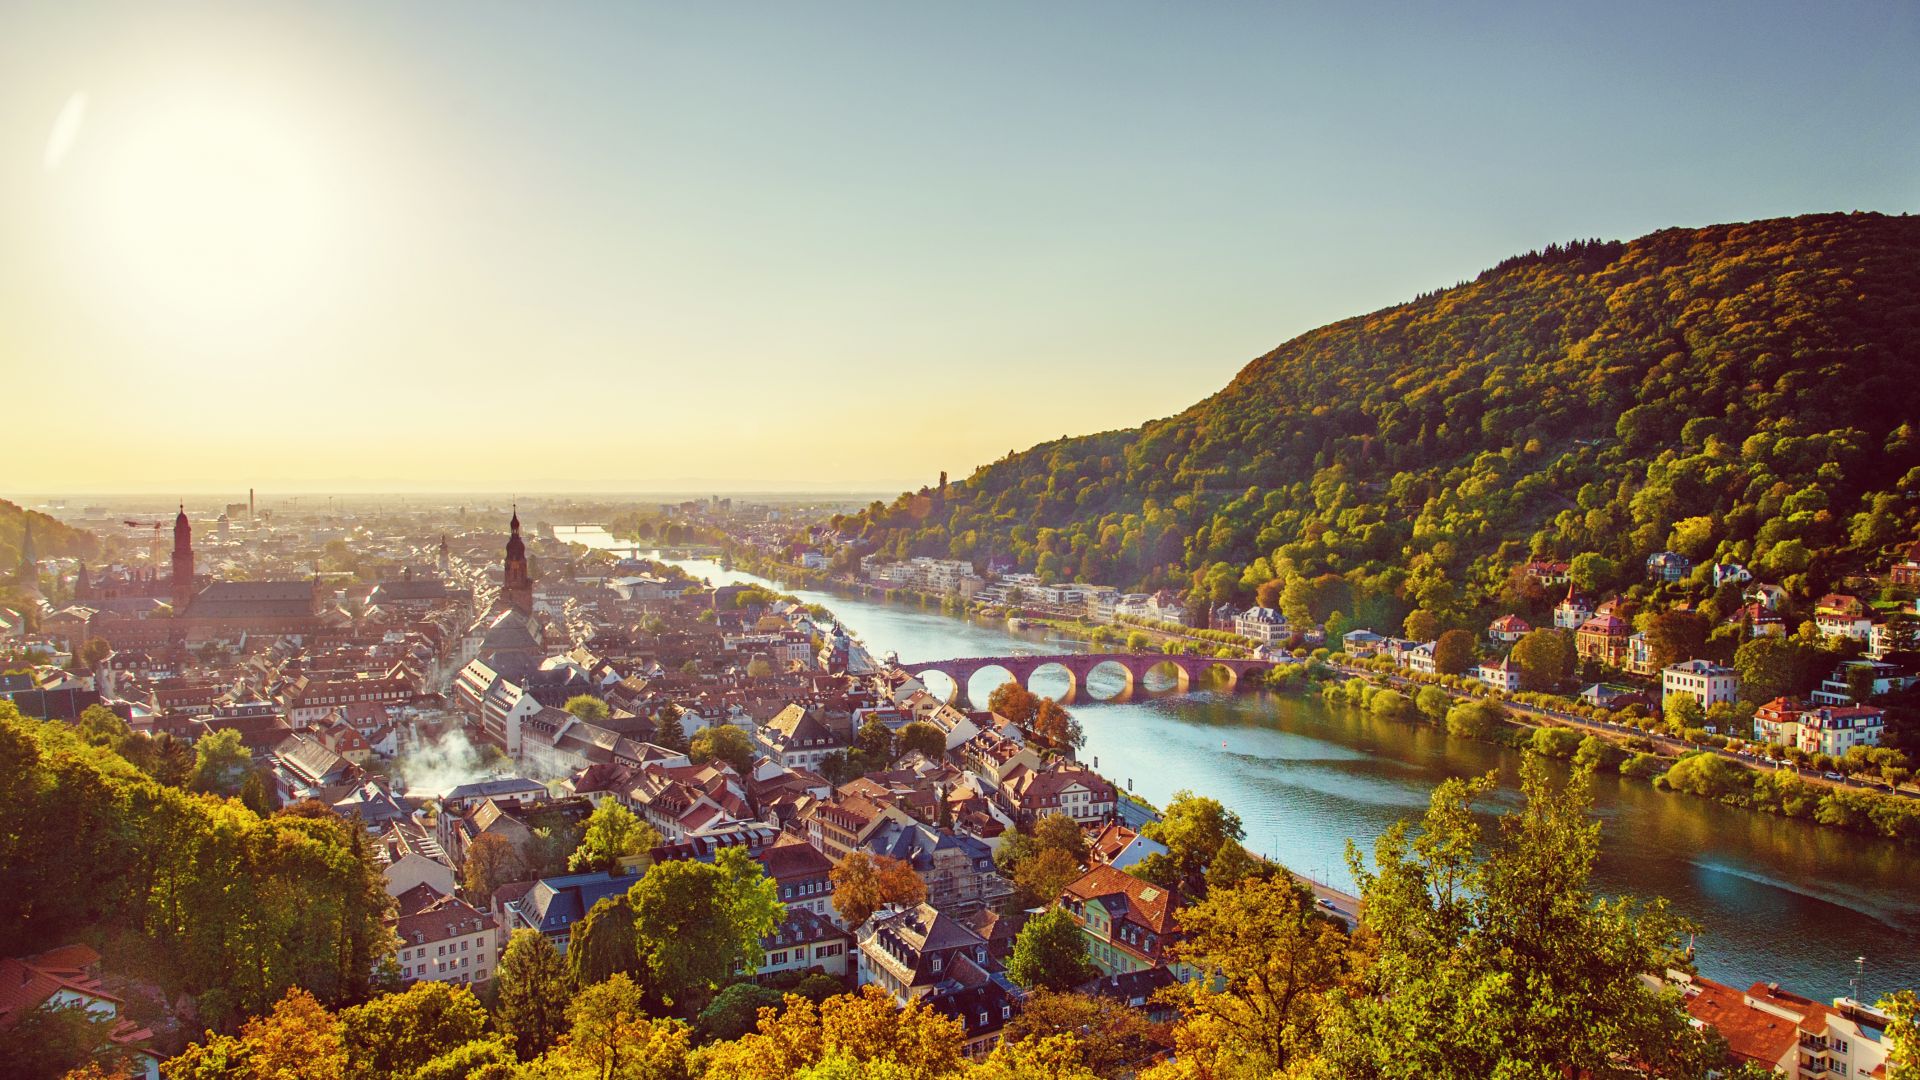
4;1;1916;493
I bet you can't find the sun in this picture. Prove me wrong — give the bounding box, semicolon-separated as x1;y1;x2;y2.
58;84;349;351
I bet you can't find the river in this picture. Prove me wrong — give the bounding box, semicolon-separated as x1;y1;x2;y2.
565;529;1920;1000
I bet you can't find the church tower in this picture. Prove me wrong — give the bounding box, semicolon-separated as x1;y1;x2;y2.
171;504;195;613
502;509;533;614
438;535;450;576
14;516;37;586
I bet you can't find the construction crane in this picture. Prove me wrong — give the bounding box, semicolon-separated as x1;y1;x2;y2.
122;518;168;566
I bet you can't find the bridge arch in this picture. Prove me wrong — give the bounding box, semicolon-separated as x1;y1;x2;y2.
1081;658;1136;703
1133;657;1191;696
965;663;1020;711
1026;661;1078;705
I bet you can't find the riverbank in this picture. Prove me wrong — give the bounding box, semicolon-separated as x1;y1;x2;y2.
1323;661;1920;847
646;551;1919;998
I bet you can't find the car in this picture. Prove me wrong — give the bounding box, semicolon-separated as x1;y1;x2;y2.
1315;897;1336;910
1823;771;1846;781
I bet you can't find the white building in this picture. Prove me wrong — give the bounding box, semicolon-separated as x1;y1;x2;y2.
1475;657;1522;692
1234;607;1290;644
1661;659;1740;709
395;893;499;987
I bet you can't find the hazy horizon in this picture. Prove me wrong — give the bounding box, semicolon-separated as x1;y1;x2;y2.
6;2;1916;494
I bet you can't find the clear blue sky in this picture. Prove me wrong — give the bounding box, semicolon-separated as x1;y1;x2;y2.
3;1;1915;492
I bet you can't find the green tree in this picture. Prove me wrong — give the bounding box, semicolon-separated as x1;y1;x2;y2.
571;894;645;988
1414;685;1452;722
188;726;252;796
1444;701;1501;741
1509;629;1573;692
896;721;947;761
1006;907;1096;992
1733;635;1799;704
495;929;573;1059
694;982;787;1044
337;981;489;1080
1879;989;1918;1080
1402;609;1441;643
628;846;782;1011
569;800;662;873
0;1000;124;1079
690;724;754;775
564;695;611;723
1141;790;1245;897
1315;757;1715;1079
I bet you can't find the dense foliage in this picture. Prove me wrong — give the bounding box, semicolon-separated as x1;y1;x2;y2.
0;704;392;1031
840;214;1920;634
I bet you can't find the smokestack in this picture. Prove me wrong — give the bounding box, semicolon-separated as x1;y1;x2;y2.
249;488;255;520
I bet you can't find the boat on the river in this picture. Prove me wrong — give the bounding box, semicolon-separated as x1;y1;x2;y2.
1007;617;1029;631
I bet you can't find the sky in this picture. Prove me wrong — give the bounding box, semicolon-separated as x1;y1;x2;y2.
2;2;1916;496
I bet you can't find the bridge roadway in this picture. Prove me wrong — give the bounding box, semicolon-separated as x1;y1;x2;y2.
896;651;1278;706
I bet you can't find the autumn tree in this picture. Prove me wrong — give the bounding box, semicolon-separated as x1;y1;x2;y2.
696;986;965;1080
831;851;928;928
557;973;692;1080
166;988;346;1080
1163;873;1350;1074
1007;907;1096;991
569;800;662;873
1431;629;1476;676
463;831;523;905
494;929;572;1059
1879;989;1917;1080
1643;610;1711;669
628;846;782;1011
1002;992;1164;1078
1031;699;1085;750
1402;609;1440;643
988;681;1040;726
1014;848;1085;911
1032;812;1089;863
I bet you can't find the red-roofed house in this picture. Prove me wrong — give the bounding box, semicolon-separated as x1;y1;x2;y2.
1487;614;1531;644
1059;864;1184;976
0;945;161;1079
1669;970;1893;1079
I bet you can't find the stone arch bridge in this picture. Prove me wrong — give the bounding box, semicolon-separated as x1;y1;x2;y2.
897;652;1278;706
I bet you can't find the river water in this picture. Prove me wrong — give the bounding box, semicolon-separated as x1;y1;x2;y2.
568;530;1919;1000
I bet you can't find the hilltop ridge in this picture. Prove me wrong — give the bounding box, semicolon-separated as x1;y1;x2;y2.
841;212;1920;632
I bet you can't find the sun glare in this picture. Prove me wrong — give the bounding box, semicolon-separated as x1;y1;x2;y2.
62;87;347;349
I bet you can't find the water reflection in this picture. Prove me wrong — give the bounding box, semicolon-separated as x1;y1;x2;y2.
639;553;1919;999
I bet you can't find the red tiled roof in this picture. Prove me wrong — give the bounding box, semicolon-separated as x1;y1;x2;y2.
1682;976;1797;1067
1062;864;1179;935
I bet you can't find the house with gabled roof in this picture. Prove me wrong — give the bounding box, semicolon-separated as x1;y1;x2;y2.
0;945;161;1079
1059;864;1185;977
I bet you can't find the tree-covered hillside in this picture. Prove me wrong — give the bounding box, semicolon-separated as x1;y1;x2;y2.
840;213;1920;632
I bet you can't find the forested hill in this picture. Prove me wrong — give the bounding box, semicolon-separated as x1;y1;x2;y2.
839;212;1920;631
1;498;97;573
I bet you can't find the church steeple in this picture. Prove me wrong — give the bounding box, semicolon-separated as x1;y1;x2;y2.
171;503;195;613
502;506;532;614
15;515;37;585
